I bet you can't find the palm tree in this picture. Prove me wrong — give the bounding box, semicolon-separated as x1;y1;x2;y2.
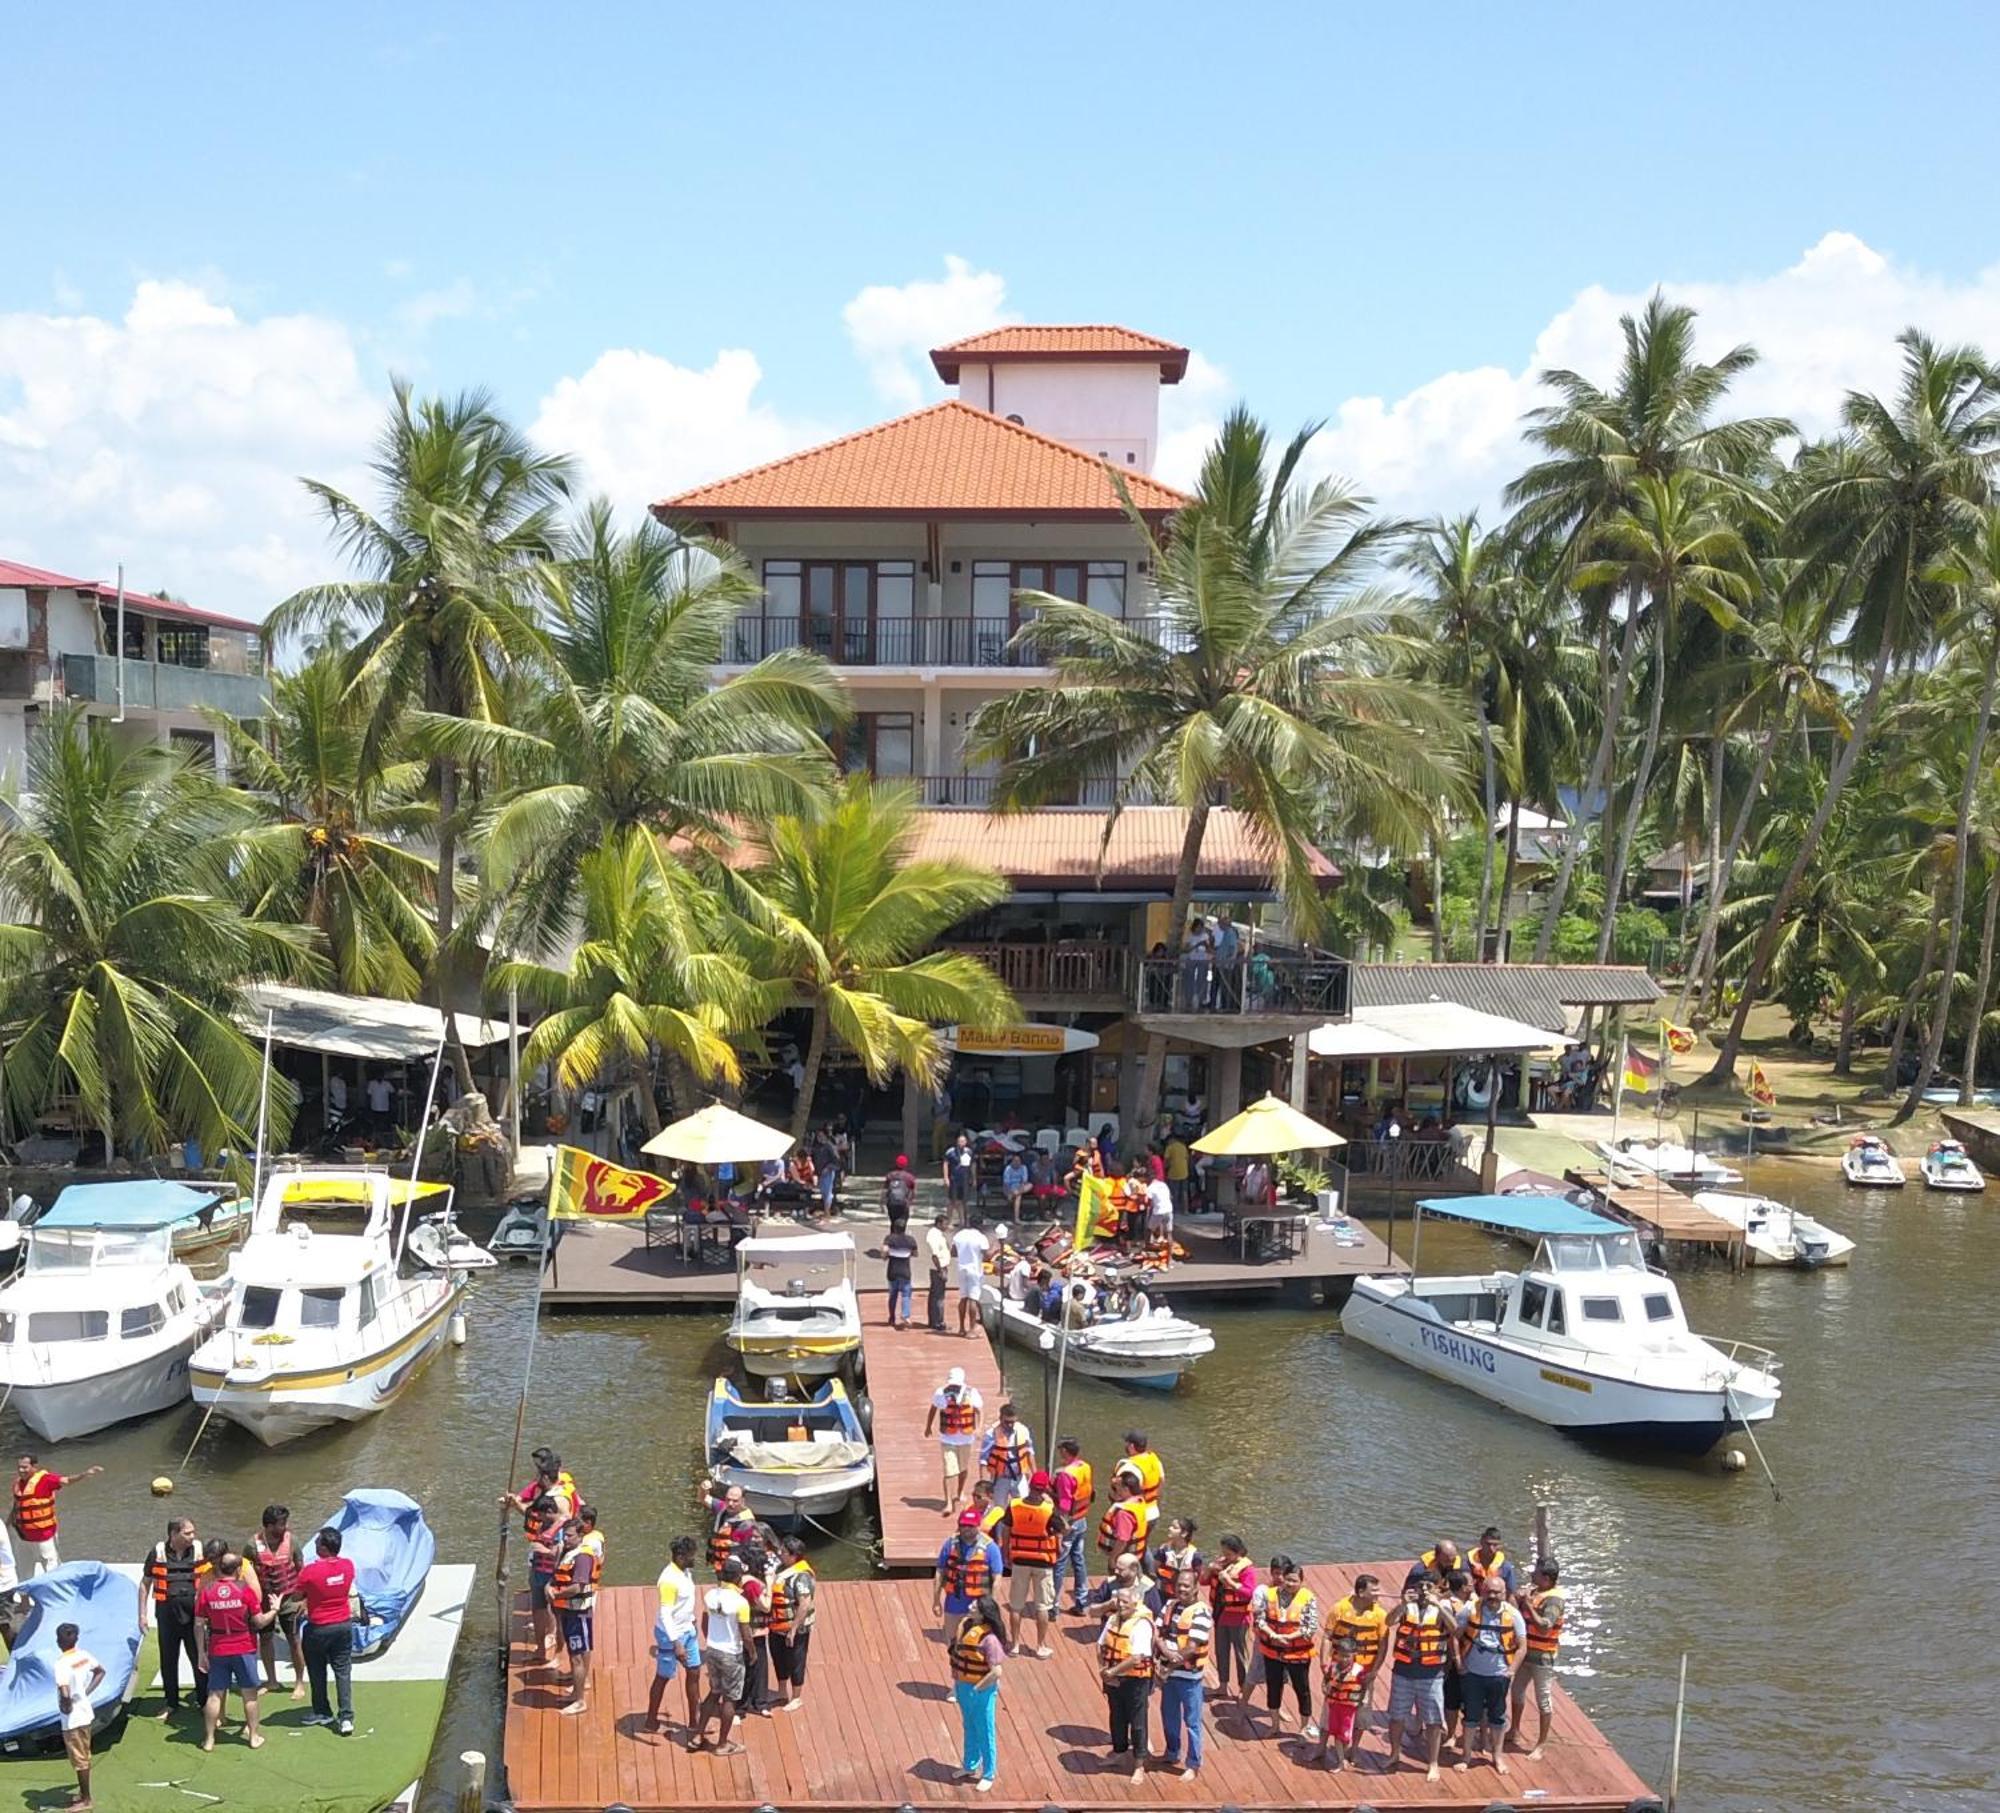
0;709;319;1160
495;829;764;1137
723;780;1017;1141
269;382;573;1088
206;653;438;999
1506;294;1790;959
431;500;847;955
1703;333;2000;1085
966;407;1468;1125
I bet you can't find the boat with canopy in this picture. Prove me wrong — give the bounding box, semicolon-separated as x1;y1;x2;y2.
725;1233;861;1379
1340;1193;1781;1453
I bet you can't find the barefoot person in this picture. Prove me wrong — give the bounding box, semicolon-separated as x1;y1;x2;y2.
1097;1583;1156;1781
196;1549;273;1752
1382;1568;1454;1782
1509;1558;1566;1759
768;1535;816;1711
1455;1571;1527;1775
54;1621;104;1809
1315;1635;1365;1770
923;1367;983;1517
251;1505;307;1700
687;1556;752;1756
1156;1561;1213;1779
948;1594;1008;1791
645;1536;704;1737
550;1507;602;1717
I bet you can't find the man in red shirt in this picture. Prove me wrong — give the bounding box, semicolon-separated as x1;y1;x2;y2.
11;1454;103;1574
195;1550;273;1751
295;1525;359;1735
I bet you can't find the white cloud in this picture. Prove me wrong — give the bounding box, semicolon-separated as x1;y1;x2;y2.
530;346;828;513
841;255;1013;408
0;280;382;621
394;278;479;333
1155;350;1235;491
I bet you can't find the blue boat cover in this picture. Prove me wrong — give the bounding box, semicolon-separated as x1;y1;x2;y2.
322;1488;434;1657
42;1180;223;1230
0;1562;141;1739
1416;1193;1621;1236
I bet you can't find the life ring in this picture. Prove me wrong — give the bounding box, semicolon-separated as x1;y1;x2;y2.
1456;1065;1496;1111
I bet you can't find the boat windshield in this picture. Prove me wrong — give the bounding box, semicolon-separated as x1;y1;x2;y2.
25;1226;173;1274
1534;1230;1647;1273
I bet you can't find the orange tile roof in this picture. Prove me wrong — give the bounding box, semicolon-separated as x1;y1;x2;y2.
652;401;1189;521
930;326;1189;384
907;807;1338;893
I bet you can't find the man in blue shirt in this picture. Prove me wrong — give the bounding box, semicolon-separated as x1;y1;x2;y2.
931;1514;1005;1632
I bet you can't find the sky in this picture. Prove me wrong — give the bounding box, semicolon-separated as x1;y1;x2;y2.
5;1;2000;621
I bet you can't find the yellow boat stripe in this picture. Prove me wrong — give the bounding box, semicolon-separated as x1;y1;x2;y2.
192;1295;455;1394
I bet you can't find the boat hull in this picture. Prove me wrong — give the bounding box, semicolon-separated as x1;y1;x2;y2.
726;1335;857;1380
710;1464;876;1524
9;1334;199;1442
1339;1280;1776;1454
1841;1163;1905;1189
981;1292;1210;1390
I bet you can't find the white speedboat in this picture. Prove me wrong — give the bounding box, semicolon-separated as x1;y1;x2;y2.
1692;1191;1856;1269
725;1233;862;1379
1841;1135;1906;1189
980;1283;1215;1390
1340;1193;1781;1453
1597;1137;1743;1187
189;1169;466;1445
704;1377;875;1523
0;1183;223;1441
1919;1140;1986;1192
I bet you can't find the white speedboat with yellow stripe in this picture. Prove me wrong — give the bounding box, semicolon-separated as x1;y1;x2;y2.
189;1169;466;1446
725;1233;861;1379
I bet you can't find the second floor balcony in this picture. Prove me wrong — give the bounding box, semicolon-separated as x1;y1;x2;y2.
940;938;1132;1005
62;652;270;719
726;613;1173;669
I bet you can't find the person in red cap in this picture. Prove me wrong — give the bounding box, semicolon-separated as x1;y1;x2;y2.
881;1154;919;1234
1001;1471;1065;1658
933;1511;1004;1640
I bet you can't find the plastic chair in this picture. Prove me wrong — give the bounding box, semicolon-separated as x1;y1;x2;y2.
1034;1127;1062;1154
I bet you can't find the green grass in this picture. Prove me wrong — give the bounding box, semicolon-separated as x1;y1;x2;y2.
0;1637;445;1813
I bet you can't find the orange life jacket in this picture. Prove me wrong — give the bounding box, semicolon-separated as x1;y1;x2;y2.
1096;1495;1144;1555
1462;1601;1521;1662
1099;1608;1155;1680
146;1541;211;1605
769;1560;814;1636
1153;1545;1199;1601
1329;1596;1387;1672
1327;1659;1368;1706
550;1540;598;1614
941;1538;992;1600
1466;1546;1509;1587
1526;1587;1565;1656
12;1470;58;1542
938;1391;978;1437
1393;1604;1451;1670
984;1426;1032;1479
949;1616;995;1682
1207;1558;1255;1624
1162;1601;1211;1671
1055;1458;1094;1518
708;1509;753;1574
1006;1498;1059;1568
1256;1585;1317;1663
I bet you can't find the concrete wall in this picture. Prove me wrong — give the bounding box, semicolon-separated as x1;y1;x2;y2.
953;360;1164;474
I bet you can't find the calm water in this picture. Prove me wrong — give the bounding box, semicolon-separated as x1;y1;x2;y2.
21;1160;1995;1811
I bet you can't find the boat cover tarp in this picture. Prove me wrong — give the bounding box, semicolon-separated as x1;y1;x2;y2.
43;1179;222;1230
715;1434;871;1470
322;1487;434;1657
1416;1193;1621;1236
0;1561;141;1738
736;1233;855;1264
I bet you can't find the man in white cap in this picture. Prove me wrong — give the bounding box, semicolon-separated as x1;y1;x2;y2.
922;1365;983;1518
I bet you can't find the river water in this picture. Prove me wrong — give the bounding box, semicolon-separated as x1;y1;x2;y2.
20;1158;1995;1811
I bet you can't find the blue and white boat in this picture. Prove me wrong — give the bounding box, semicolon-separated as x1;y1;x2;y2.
1340;1194;1782;1454
704;1377;874;1524
320;1487;436;1657
0;1563;142;1748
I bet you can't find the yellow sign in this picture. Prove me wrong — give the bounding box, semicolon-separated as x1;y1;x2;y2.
955;1025;1068;1055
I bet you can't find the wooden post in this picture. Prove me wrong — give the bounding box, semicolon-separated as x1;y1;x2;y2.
1533;1503;1550;1566
1665;1652;1688;1812
457;1749;487;1813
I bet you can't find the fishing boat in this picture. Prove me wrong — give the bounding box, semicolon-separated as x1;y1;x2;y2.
189;1168;467;1446
488;1199;551;1262
1691;1191;1856;1268
1842;1134;1907;1188
0;1182;224;1441
0;1563;141;1748
1919;1139;1986;1192
1596;1137;1743;1187
407;1207;498;1272
1340;1194;1782;1453
725;1233;862;1379
703;1377;875;1523
979;1282;1215;1390
318;1487;436;1656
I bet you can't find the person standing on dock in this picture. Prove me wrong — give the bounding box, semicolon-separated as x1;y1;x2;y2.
139;1517;208;1720
1051;1437;1094;1615
952;1219;991;1337
1202;1536;1259;1715
925;1213;952;1330
1326;1574;1387;1752
1151;1516;1201;1604
1251;1555;1319;1738
1455;1570;1527;1775
53;1619;104;1811
1000;1471;1062;1657
12;1454;102;1575
501;1450;576;1662
1095;1474;1146;1570
924;1365;983;1517
688;1555;751;1756
1315;1635;1365;1771
948;1593;1007;1791
1098;1581;1157;1781
296;1524;358;1736
883;1222;918;1328
978;1403;1034;1511
550;1507;602;1718
1466;1527;1515;1592
1156;1559;1213;1779
1509;1558;1565;1760
1381;1567;1454;1782
698;1480;756;1575
1118;1431;1164;1539
767;1534;816;1711
1420;1536;1461;1582
934;1511;1004;1638
251;1504;306;1700
646;1536;704;1737
195;1549;274;1753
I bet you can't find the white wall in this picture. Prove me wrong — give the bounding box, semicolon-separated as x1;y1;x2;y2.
955;360;1164;473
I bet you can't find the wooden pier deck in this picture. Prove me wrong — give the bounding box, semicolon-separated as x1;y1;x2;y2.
861;1318;1009;1570
1566;1170;1745;1261
503;1576;1653;1813
540;1216;1399;1312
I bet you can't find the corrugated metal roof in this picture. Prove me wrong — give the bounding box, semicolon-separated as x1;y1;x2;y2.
1352;962;1660;1031
930;326;1190;384
1308;1002;1559;1059
0;557;258;630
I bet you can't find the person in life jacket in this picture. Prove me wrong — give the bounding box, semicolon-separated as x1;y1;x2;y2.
1465;1526;1514;1592
1097;1583;1157;1781
1051;1437;1094;1615
978;1405;1035;1508
1419;1537;1461;1583
933;1512;1004;1633
1509;1557;1566;1760
1119;1433;1163;1539
1383;1567;1455;1783
1456;1571;1528;1770
1151;1515;1202;1606
1326;1570;1388;1748
947;1594;1007;1789
1155;1563;1214;1779
1000;1472;1065;1658
924;1365;984;1518
497;1449;576;1660
1315;1634;1366;1771
1202;1534;1260;1709
968;1478;1007;1543
698;1478;756;1574
767;1534;817;1712
1250;1554;1319;1738
251;1504;307;1701
139;1516;210;1714
12;1454;102;1574
549;1507;602;1716
1095;1481;1146;1564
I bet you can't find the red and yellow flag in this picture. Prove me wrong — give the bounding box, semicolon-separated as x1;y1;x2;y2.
1747;1059;1778;1108
1662;1021;1698;1056
547;1144;673;1221
1074;1169;1117;1251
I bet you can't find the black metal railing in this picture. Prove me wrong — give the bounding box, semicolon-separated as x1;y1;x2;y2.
919;774;1159;809
1136;950;1350;1018
725;614;1175;667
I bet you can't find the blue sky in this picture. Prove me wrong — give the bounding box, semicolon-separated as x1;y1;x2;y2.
7;2;2000;617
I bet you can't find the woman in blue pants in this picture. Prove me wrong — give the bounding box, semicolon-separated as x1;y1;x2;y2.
948;1594;1008;1790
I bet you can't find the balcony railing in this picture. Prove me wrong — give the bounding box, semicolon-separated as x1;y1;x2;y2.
1137;950;1350;1019
726;614;1175;668
942;940;1132;1001
920;774;1161;809
61;653;270;719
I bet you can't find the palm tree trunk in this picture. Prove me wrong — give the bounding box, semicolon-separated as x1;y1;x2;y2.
1596;606;1670;962
1883;922;1933;1090
1134;800;1212;1132
1693;732;1723;982
1897;619;2000;1121
1535;602;1639;960
1473;703;1497;956
1679;696;1789;1021
1832;991;1859;1074
1703;639;1895;1084
1960;851;2000;1106
790;1002;829;1143
427;645;476;1098
1492;797;1522;962
1429;830;1445;960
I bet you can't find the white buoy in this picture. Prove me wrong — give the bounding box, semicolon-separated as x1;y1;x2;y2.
1722;1448;1748;1472
450;1309;469;1346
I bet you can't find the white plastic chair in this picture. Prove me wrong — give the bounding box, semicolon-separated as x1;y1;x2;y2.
1034;1127;1062;1154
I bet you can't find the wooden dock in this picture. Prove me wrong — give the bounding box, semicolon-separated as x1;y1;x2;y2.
502;1575;1653;1813
1567;1170;1745;1263
860;1318;1009;1570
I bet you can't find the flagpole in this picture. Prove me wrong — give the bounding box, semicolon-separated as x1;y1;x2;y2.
1611;1034;1626;1147
1655;1021;1667;1145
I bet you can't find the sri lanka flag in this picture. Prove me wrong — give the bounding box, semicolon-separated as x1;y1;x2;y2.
1622;1042;1659;1095
1748;1059;1778;1107
547;1144;673;1220
1663;1021;1698;1056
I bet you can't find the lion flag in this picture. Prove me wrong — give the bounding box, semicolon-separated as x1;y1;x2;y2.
1662;1021;1698;1056
1747;1059;1778;1108
547;1144;672;1221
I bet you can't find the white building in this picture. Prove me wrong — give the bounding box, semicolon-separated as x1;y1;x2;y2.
0;559;267;783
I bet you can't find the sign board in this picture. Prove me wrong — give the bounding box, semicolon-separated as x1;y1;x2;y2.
946;1024;1099;1056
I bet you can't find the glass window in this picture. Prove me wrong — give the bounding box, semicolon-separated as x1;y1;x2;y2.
1545;1291;1566;1336
301;1288;345;1330
971;562;1011;619
121;1302;167;1339
1581;1296;1623;1322
156;625;210;668
0;1313;13;1343
1048;563;1084;603
358;1276;379;1328
871;712;915;778
1518;1279;1548;1326
1643;1293;1675;1322
1086;562;1127;616
28;1310;108;1342
238;1286;282;1330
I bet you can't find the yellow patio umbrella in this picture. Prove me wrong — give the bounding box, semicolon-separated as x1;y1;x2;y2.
1191;1093;1347;1156
641;1101;794;1165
